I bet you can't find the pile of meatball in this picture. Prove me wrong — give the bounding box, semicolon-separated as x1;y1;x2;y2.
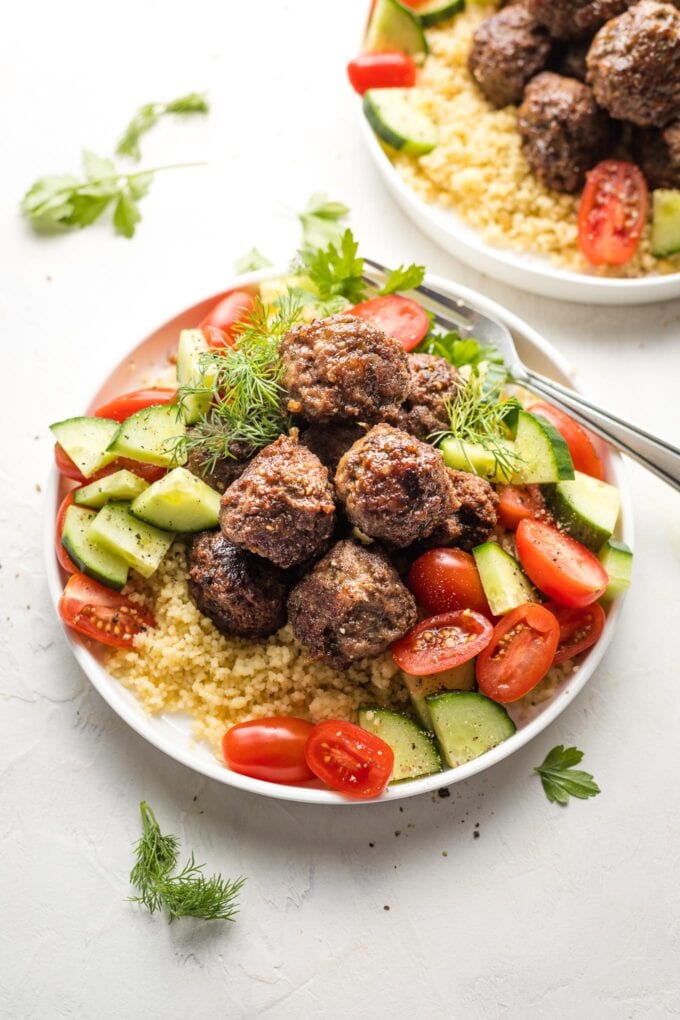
185;315;499;671
468;0;680;193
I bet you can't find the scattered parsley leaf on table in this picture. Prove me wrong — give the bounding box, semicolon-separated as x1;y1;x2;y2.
129;802;245;922
235;247;273;274
299;193;350;252
378;263;426;295
535;745;601;806
117;91;209;161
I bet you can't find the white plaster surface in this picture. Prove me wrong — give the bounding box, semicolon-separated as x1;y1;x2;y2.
1;2;679;1017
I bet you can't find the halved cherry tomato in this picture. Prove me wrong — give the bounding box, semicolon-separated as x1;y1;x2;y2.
347;51;418;95
58;573;155;649
392;609;493;676
545;601;606;664
305;720;394;799
222;718;315;784
349;294;430;352
54;446;166;485
516;518;608;608
56;491;78;574
497;484;547;530
201;325;230;349
94;388;176;422
199;290;255;344
577;160;648;267
476;603;560;703
407;549;490;616
528;402;605;481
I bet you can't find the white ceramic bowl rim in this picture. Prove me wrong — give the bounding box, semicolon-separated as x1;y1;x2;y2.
44;266;634;805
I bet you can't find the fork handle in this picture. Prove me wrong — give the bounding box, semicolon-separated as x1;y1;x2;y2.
524;369;680;491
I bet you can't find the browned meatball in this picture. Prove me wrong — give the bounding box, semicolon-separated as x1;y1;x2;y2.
220;434;335;568
426;470;500;552
187;531;288;638
587;1;680;128
388;354;462;441
634;121;680;187
518;72;619;192
280;315;410;425
334;424;456;549
288;540;417;670
185;431;253;494
468;5;552;108
527;0;628;39
299;422;367;476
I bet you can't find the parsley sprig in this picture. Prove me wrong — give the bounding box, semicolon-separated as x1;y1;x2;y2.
299;193;350;252
21;150;204;238
535;745;601;806
129;802;244;922
117;92;209;161
299;228;367;307
378;263;425;295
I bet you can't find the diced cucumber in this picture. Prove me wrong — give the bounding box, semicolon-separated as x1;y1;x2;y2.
359;708;441;782
50;416;119;478
473;541;536;615
88;502;174;578
416;0;465;27
404;661;475;728
439;436;514;482
61;505;129;590
364;0;428;63
107;404;187;468
260;276;325;322
73;469;149;509
426;691;516;769
510;410;574;484
545;470;621;551
599;538;633;602
652;189;680;257
363;89;438;156
130;467;221;533
176;329;215;425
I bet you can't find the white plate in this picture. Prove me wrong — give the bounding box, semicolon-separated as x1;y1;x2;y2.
360;113;680;306
45;267;634;805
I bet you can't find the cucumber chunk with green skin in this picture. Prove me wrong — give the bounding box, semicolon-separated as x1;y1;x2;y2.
599;538;633;602
417;0;465;27
107;404;187;468
50;416;119;478
73;469;149;509
88;502;174;578
439;436;514;482
545;470;621;551
404;661;475;729
176;329;215;426
473;542;536;615
363;89;438;156
510;410;574;484
61;505;129;590
130;467;221;533
426;691;516;769
359;708;441;782
652;189;680;257
364;0;428;62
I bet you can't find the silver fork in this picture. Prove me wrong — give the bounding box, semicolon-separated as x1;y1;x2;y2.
363;257;680;491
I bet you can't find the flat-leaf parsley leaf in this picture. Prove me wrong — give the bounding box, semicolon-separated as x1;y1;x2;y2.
378;263;426;295
299;193;350;251
117;91;209;161
535;745;601;806
300;229;367;305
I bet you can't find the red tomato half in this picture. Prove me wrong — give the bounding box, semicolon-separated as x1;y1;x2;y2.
305;720;394;799
349;295;430;352
578;160;648;267
546;601;606;664
407;548;490;616
516;518;608;608
58;573;155;649
94;388;176;422
347;51;417;95
201;325;230;349
476;603;560;703
528;402;604;480
56;491;78;574
392;609;493;676
497;484;547;531
222;718;315;784
54;446;166;485
199;290;255;344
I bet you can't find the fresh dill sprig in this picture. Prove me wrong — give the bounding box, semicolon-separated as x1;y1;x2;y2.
432;368;522;479
129;802;245;923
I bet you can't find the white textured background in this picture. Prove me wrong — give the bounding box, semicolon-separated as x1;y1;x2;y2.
2;2;680;1017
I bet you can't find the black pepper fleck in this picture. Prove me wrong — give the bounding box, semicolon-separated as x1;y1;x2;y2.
438;788;450;799
473;831;480;840
384;905;390;911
